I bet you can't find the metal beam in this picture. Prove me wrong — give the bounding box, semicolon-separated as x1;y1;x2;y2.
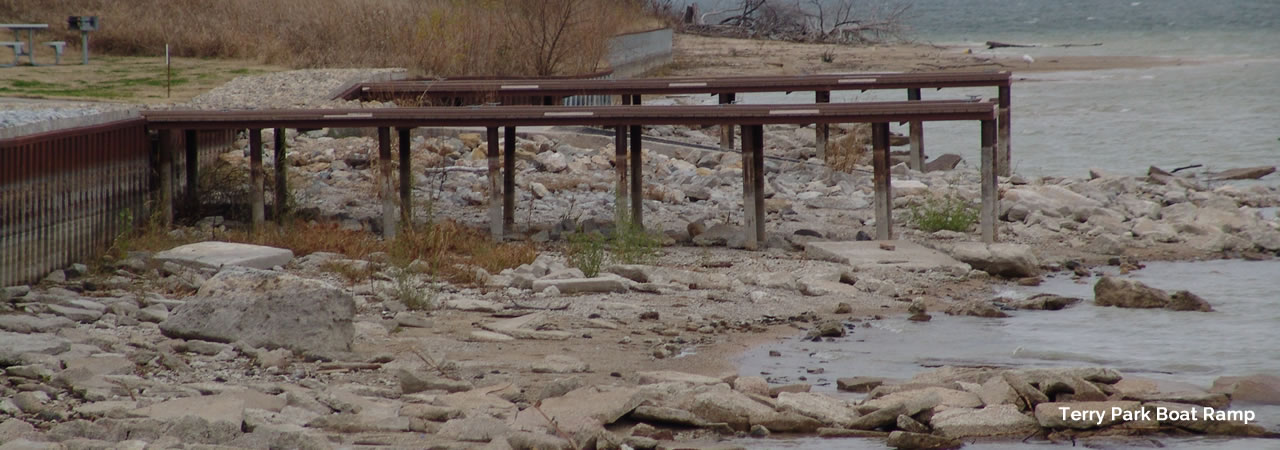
378;127;396;239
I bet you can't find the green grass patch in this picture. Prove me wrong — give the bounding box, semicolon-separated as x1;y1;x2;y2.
909;194;980;232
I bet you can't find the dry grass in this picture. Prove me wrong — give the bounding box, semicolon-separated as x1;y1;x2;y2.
1;0;656;77
825;124;871;173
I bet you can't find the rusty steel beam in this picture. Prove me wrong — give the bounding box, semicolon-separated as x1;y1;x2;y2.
718;93;735;150
345;72;1012;100
143;100;995;130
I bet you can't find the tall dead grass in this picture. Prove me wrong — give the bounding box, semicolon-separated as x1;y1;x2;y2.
1;0;654;76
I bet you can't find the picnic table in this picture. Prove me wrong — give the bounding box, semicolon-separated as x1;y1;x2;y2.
0;23;49;66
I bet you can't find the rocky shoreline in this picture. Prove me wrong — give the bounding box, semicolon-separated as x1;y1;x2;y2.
4;65;1280;449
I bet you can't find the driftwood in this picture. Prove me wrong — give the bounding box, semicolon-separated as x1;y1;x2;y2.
986;41;1103;49
1171;164;1202;173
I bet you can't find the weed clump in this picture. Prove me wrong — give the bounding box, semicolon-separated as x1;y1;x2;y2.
909;194;979;232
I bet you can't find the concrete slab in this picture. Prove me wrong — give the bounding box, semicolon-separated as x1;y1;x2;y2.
153;241;294;270
804;240;970;272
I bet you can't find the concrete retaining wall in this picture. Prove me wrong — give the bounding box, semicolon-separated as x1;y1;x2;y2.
607;28;673;79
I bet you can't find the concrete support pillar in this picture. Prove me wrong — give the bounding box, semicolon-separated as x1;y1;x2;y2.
907;88;924;171
378;127;396;239
871;122;893;241
249;129;264;232
981;119;999;243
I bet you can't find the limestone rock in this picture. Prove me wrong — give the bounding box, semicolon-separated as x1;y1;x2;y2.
837;377;890;393
930;404;1039;438
530;277;627;294
160;267;356;355
153;241;294;270
886;430;962;450
1211;374;1280;405
1167;290;1213;312
948;242;1039;278
776;392;859;428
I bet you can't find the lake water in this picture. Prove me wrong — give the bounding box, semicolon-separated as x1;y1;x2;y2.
674;2;1280;447
734;260;1280;448
676;0;1280;182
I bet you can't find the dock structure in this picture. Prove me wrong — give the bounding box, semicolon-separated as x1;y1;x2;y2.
337;71;1014;176
143;99;1000;248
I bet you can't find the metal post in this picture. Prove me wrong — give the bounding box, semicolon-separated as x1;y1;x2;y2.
184;129;198;214
614;125;628;218
908;88;924;171
249;129;264;232
80;31;89;65
274;128;287;224
749;124;766;247
629;95;643;228
981;119;998;243
398;127;412;229
158;130;173;227
872;122;892;241
486;126;502;239
815;90;830;159
997;84;1012;177
718;93;735;150
503;126;516;232
378;127;396;239
742;125;756;250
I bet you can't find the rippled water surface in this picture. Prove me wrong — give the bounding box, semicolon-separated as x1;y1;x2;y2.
736;260;1280;448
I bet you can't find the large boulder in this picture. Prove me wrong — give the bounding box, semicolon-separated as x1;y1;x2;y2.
1002;186;1103;222
1211;374;1280;405
160;267;355;355
153;241;294;270
930;404;1039;438
948;242;1039;278
1093;276;1212;312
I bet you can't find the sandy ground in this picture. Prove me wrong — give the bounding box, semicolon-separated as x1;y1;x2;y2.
664;33;1191;78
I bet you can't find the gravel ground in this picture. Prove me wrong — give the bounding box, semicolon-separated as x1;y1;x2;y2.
1;68;404;132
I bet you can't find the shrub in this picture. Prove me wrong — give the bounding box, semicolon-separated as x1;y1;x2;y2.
383;266;436;311
609;218;661;265
566;231;606;277
909;194;979;232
